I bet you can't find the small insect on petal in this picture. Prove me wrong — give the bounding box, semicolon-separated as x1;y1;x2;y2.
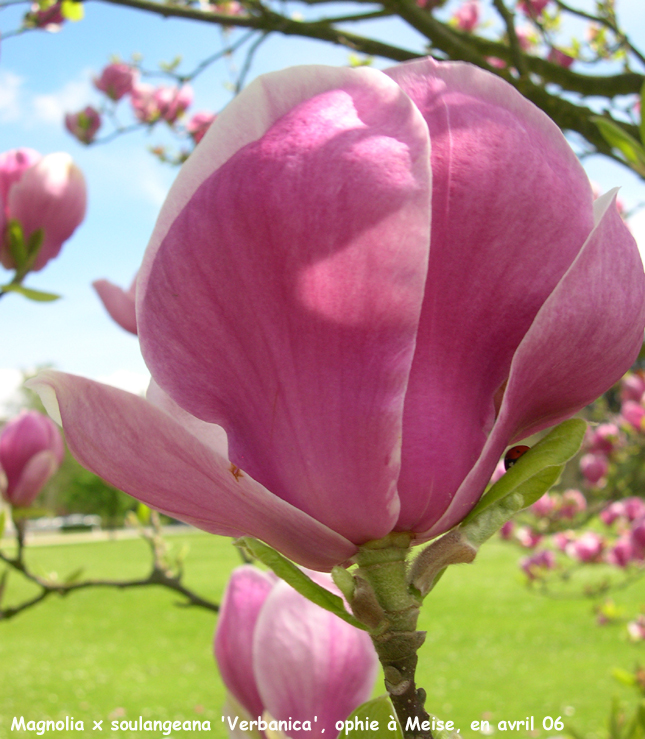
504;445;530;471
229;463;244;481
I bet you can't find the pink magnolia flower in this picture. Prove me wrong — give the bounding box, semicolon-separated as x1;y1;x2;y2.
94;63;138;102
521;549;556;580
622;400;645;431
28;60;645;571
187;112;217;145
154;85;193;125
624;497;645;522
130;83;162;124
207;0;244;15
630;518;645;551
628;615;645;642
531;492;555;517
553;531;575;552
579;453;608;485
606;537;633;568
547;48;574;69
0;149;86;272
600;501;625;526
516;526;542;549
65;106;102;144
621;373;645;403
93;273;138;335
486;57;507;69
566;531;604;562
24;1;64;31
215;566;377;736
499;520;515;540
452;0;479;32
558;489;587;518
518;0;549;17
0;410;64;507
585;422;620;455
515;27;534;51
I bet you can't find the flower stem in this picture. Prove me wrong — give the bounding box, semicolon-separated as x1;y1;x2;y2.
352;533;432;739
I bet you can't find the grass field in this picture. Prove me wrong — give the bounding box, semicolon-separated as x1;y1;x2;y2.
1;532;644;739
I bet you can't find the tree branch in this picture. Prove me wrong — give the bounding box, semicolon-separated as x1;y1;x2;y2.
0;513;219;621
491;0;527;77
553;0;645;68
59;0;643;179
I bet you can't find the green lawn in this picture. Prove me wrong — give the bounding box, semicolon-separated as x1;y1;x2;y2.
0;533;643;738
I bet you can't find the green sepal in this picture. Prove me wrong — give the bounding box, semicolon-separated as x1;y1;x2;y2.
460;419;586;547
464;418;586;524
0;284;60;302
331;565;356;602
24;228;45;272
10;506;31;521
462;469;561;548
61;0;84;21
235;537;367;630
136;503;151;524
6;220;27;269
0;510;5;540
12;507;49;519
343;695;403;739
640;79;645;146
592;116;645;175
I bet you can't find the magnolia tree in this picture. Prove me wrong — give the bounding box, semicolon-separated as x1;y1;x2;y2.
0;57;640;736
3;0;645;175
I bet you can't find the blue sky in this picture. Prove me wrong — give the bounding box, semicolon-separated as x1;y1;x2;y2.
1;0;645;408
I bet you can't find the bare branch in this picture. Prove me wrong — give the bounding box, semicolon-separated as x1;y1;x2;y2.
308;9;394;24
491;0;527;76
93;0;419;61
553;0;645;68
0;516;219;622
235;31;269;93
182;27;258;82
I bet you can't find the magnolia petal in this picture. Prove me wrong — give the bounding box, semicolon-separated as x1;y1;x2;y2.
138;64;426;298
253;579;378;739
426;192;645;537
386;58;596;532
93;277;137;335
146;379;228;458
10;450;59;507
0;148;41;204
26;371;357;570
139;65;431;543
215;566;276;719
9;153;86;271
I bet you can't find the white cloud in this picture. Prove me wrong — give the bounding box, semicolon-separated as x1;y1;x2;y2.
0;71;24;122
88;147;173;209
31;71;95;125
95;369;150;396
